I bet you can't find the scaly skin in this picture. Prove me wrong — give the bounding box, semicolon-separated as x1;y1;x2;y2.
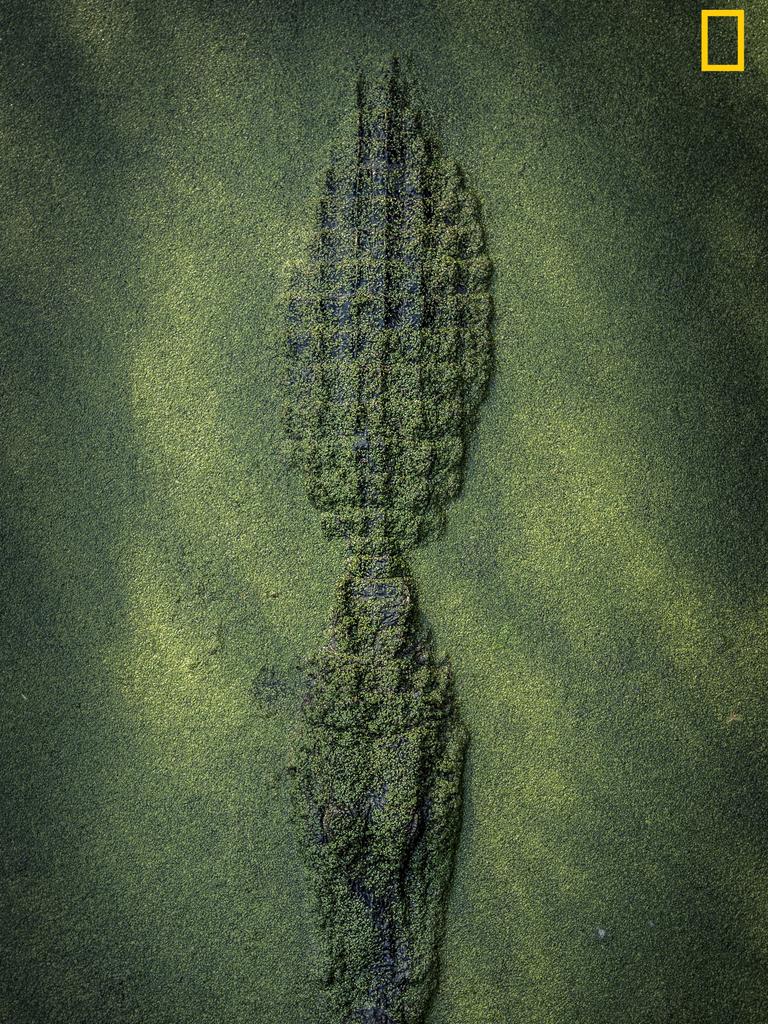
284;58;493;1023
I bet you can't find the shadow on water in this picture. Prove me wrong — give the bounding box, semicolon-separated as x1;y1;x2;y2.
0;5;138;1010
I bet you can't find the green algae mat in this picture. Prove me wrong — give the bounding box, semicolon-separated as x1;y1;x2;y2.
2;2;767;1022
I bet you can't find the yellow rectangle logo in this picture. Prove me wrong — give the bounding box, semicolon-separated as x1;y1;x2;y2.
701;9;745;71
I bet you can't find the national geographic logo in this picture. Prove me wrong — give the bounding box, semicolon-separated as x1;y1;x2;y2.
701;9;745;71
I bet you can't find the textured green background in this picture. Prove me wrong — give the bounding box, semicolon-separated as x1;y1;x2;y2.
2;2;767;1022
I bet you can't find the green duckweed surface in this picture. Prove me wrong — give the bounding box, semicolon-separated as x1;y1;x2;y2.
2;2;767;1022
